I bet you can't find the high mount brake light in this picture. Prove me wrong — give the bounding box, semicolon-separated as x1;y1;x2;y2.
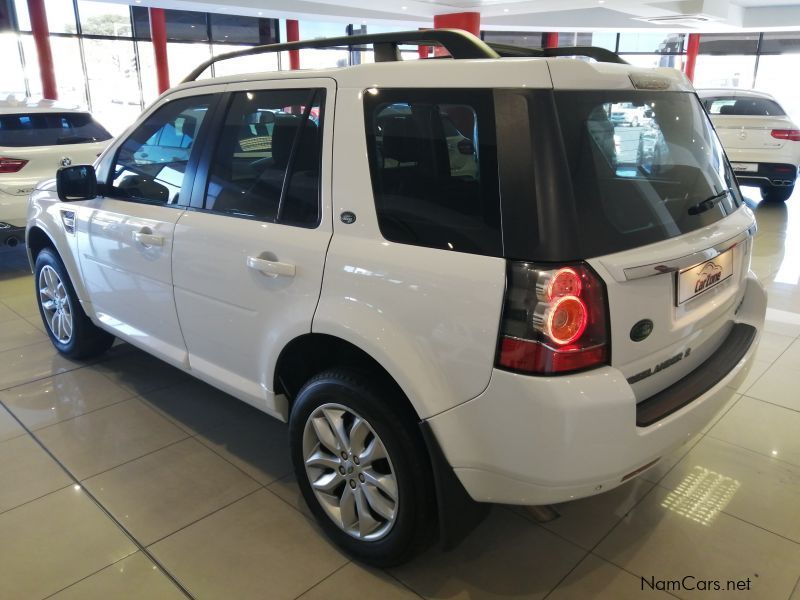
496;262;609;375
0;157;28;174
771;129;800;142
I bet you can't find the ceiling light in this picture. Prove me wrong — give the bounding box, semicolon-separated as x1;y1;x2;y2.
638;14;717;25
503;8;509;12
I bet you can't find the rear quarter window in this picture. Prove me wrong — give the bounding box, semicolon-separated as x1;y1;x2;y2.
364;89;502;257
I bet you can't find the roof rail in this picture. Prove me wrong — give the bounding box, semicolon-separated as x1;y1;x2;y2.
183;29;499;82
488;42;628;64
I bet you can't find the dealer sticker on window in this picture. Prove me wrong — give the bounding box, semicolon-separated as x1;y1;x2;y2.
677;249;734;305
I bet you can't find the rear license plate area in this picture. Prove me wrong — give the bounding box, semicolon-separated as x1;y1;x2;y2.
731;162;758;173
677;249;734;305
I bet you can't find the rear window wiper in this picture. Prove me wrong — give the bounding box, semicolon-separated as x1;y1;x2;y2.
688;190;729;216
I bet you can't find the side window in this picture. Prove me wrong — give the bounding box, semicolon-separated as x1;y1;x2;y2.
204;88;323;227
109;96;212;205
364;90;501;257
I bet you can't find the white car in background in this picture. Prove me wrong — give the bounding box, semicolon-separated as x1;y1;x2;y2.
1;98;112;247
699;89;800;202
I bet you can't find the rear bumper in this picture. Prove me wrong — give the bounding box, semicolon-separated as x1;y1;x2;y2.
427;274;766;505
731;161;798;189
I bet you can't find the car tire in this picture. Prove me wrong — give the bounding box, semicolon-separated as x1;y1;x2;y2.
34;248;115;360
761;185;794;203
289;369;436;567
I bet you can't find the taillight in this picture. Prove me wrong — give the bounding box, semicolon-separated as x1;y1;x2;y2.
496;262;609;375
0;157;28;174
771;129;800;142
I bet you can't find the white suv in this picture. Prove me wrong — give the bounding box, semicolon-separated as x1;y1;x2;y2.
698;88;800;202
25;31;766;565
1;98;111;247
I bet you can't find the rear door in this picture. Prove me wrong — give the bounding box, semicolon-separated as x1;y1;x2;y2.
171;79;333;414
552;89;754;402
74;90;221;366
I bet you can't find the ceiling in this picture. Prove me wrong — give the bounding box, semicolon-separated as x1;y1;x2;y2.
115;0;800;31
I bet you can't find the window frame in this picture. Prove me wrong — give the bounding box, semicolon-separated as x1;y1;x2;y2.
101;90;221;207
188;84;328;229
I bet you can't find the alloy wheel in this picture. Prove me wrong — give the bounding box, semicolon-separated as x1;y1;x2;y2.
302;403;399;541
38;265;73;344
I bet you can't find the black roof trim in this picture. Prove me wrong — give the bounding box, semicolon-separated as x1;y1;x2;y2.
183;29;500;82
488;43;628;64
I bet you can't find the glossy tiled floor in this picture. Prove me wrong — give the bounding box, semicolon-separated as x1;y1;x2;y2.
1;187;800;599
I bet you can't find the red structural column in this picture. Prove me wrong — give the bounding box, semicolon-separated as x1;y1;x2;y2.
286;19;300;70
543;32;559;48
149;8;170;94
684;33;700;82
432;12;479;57
432;12;480;36
27;0;57;99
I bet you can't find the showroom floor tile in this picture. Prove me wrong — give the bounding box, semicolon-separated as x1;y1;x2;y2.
0;187;799;599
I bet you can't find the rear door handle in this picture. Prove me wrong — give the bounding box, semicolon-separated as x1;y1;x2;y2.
132;230;164;247
246;256;296;278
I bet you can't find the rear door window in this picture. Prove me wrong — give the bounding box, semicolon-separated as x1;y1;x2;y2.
202;88;323;227
364;89;501;257
0;112;112;147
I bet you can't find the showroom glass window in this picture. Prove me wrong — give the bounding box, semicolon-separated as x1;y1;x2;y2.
204;88;324;227
109;95;212;205
363;89;501;257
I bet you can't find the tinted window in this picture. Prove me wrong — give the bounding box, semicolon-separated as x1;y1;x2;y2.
364;89;501;256
204;89;323;227
0;112;111;147
703;96;785;116
110;95;211;204
556;90;743;256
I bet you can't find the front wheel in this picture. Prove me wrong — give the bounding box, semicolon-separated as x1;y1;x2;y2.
34;248;115;359
761;185;794;203
289;369;436;566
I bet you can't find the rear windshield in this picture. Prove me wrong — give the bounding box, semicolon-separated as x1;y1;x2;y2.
0;112;112;147
703;96;785;116
555;90;743;257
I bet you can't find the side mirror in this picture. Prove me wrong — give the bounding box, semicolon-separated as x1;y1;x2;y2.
57;165;97;201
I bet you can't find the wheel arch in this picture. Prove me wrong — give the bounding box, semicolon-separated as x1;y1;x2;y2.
274;333;420;423
26;224;92;309
26;225;56;268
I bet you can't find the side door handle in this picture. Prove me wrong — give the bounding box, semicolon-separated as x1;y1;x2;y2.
132;229;165;247
246;256;296;278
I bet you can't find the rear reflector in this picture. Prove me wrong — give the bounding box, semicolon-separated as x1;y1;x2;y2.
0;157;28;174
621;458;661;482
771;129;800;142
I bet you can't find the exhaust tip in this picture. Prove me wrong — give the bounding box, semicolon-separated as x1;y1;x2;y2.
523;505;561;523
